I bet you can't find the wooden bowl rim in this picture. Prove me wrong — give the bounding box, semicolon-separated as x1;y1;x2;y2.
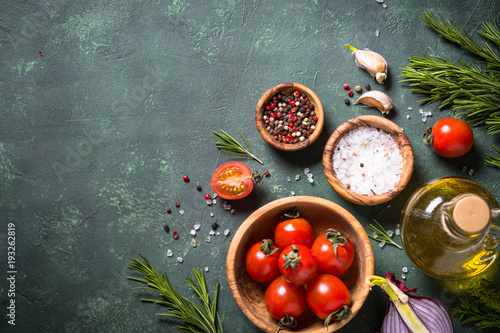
255;82;325;151
226;195;375;333
322;115;414;206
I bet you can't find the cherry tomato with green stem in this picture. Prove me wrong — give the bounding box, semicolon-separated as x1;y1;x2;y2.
311;229;354;277
425;117;474;158
306;274;352;326
245;239;281;283
274;208;314;249
278;244;318;286
265;275;307;328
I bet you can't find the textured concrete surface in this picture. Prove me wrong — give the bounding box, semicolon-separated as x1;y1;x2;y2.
0;0;499;332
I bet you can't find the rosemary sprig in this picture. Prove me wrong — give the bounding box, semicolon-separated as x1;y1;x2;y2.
367;219;402;250
127;254;223;333
212;129;263;164
485;145;500;168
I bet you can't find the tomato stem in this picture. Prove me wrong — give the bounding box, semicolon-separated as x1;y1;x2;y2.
325;228;350;265
280;207;301;220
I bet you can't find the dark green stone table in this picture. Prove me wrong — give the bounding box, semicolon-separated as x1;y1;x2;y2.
1;0;499;332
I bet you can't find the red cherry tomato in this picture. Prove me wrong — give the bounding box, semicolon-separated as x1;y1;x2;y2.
265;275;307;322
245;239;281;283
210;162;254;200
432;117;474;158
278;244;318;286
311;229;355;277
274;211;314;249
306;274;351;321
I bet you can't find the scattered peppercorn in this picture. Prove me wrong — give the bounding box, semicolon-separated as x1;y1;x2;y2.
264;170;270;177
167;208;172;213
343;84;350;90
175;202;180;207
196;184;202;191
354;85;362;93
347;90;354;97
204;193;211;200
163;224;170;232
365;83;371;90
183;175;189;182
211;220;218;230
173;231;179;239
344;98;350;105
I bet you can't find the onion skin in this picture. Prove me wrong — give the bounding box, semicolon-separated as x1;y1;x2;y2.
379;273;454;333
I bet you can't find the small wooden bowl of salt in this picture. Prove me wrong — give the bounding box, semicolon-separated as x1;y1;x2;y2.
323;115;414;205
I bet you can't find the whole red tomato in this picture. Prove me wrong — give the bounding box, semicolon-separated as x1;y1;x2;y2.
431;117;474;158
274;209;314;249
265;275;307;322
245;239;281;283
210;162;254;200
306;274;351;322
278;244;318;286
311;229;354;277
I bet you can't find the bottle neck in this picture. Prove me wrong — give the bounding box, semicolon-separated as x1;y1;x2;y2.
442;193;491;237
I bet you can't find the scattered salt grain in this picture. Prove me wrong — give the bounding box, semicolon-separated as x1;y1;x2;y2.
379;241;386;248
382;3;387;8
230;208;235;214
395;228;400;236
179;209;185;215
205;236;211;243
209;230;216;236
462;166;468;173
406;115;410;119
167;249;173;257
402;267;409;273
190;229;196;236
291;191;296;196
194;223;201;230
387;230;394;238
376;0;384;3
308;177;314;184
287;176;291;182
307;173;313;179
210;212;214;217
177;257;183;263
223;229;230;236
204;267;209;272
206;199;212;205
212;199;217;205
401;273;406;279
304;167;310;175
407;107;413;111
469;169;475;176
216;231;220;236
332;126;403;195
295;174;300;181
372;231;379;238
212;193;218;198
419;109;433;122
375;29;380;37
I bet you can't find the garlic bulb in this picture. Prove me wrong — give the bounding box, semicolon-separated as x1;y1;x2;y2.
346;44;388;84
355;91;393;114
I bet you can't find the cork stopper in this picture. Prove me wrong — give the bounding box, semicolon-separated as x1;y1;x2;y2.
452;194;491;235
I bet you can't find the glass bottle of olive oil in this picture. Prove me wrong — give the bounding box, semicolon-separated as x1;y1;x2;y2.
401;177;500;280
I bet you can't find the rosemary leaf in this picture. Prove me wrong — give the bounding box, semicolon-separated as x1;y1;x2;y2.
127;254;223;333
212;129;263;164
367;219;402;250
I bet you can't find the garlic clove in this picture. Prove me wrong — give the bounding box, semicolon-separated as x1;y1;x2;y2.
355;91;393;114
346;44;388;84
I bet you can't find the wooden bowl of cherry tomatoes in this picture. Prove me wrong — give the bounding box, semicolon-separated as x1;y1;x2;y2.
226;196;374;333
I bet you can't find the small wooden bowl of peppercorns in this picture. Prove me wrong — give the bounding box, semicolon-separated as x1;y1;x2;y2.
255;82;324;151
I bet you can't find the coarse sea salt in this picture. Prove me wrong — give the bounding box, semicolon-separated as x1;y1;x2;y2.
332;126;403;195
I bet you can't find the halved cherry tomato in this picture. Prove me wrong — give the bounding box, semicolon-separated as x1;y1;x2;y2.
431;117;474;158
265;275;307;322
210;162;253;200
306;274;351;322
274;209;314;249
311;229;354;277
278;244;318;286
245;239;281;283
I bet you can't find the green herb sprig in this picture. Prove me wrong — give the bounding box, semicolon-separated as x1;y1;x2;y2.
399;11;500;166
485;145;500;168
451;276;500;328
127;254;223;333
212;129;263;164
367;219;402;250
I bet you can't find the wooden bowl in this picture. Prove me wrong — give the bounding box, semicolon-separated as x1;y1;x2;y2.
226;196;374;333
255;82;324;151
322;115;414;206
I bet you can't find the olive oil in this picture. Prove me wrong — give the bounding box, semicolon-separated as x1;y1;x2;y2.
401;177;500;280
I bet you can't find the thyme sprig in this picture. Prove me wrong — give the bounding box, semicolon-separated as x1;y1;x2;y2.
127;254;223;333
212;129;263;164
367;219;402;250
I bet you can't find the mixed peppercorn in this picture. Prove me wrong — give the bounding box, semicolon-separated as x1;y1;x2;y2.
262;90;318;144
